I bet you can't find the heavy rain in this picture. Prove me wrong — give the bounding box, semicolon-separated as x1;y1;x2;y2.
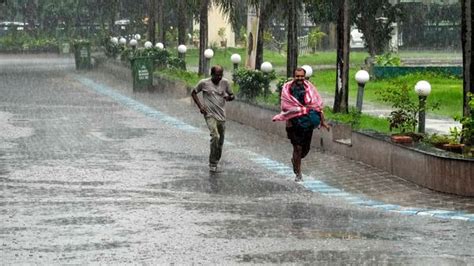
0;0;473;264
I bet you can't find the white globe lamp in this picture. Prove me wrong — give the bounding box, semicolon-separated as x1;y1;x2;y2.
415;80;431;96
301;65;313;78
260;61;273;73
231;54;241;64
204;48;214;59
129;39;138;47
144;41;153;48
177;44;187;54
156;42;164;49
355;70;370;84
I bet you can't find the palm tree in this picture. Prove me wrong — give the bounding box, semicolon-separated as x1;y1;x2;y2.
177;0;188;46
157;0;165;44
333;0;350;113
286;0;298;77
253;0;280;70
198;0;209;75
148;0;157;44
461;0;473;118
218;0;300;76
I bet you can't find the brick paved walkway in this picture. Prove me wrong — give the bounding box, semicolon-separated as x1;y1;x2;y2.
88;63;474;220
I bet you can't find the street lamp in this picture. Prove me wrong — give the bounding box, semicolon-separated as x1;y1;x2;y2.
134;34;141;41
178;44;187;59
230;53;241;71
129;39;138;50
111;37;118;45
144;41;152;49
415;80;431;134
301;64;313;79
155;42;164;49
261;61;273;98
204;48;214;77
119;37;126;46
355;69;370;113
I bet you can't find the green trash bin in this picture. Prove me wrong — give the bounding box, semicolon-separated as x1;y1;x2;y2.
73;41;91;70
131;57;153;91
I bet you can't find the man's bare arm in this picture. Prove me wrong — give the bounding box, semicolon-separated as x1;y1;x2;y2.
191;90;207;115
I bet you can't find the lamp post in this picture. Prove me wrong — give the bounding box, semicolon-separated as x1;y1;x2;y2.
144;41;152;49
415;80;431;134
178;44;187;59
111;37;118;45
155;42;164;49
119;37;127;47
134;34;141;41
261;61;273;98
129;39;138;51
230;54;241;71
177;44;187;70
204;49;214;77
301;64;313;80
355;70;370;113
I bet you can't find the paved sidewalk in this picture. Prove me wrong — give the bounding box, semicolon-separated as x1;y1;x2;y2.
85;63;474;221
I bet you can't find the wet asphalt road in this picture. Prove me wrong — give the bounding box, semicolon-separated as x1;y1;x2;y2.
1;55;473;264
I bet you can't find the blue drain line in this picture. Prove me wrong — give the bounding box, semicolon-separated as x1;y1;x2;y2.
74;75;474;223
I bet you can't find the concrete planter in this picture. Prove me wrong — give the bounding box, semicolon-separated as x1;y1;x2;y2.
225;101;474;196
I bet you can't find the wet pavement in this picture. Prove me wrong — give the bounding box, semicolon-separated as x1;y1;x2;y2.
1;54;473;264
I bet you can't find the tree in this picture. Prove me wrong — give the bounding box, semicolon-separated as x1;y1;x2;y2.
352;0;400;56
305;0;400;56
254;0;279;70
177;0;188;46
157;0;165;44
461;0;473;118
198;0;209;75
333;0;350;113
286;0;298;77
148;0;157;44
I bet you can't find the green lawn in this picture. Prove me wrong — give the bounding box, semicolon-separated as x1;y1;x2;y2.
181;47;369;72
310;70;463;118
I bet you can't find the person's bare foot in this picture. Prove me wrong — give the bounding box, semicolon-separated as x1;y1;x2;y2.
294;174;303;182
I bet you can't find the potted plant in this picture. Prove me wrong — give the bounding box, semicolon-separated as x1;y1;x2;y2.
387;109;416;144
442;127;465;153
376;81;439;144
425;133;451;149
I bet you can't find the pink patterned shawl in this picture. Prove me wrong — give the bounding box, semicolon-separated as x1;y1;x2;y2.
272;80;324;122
